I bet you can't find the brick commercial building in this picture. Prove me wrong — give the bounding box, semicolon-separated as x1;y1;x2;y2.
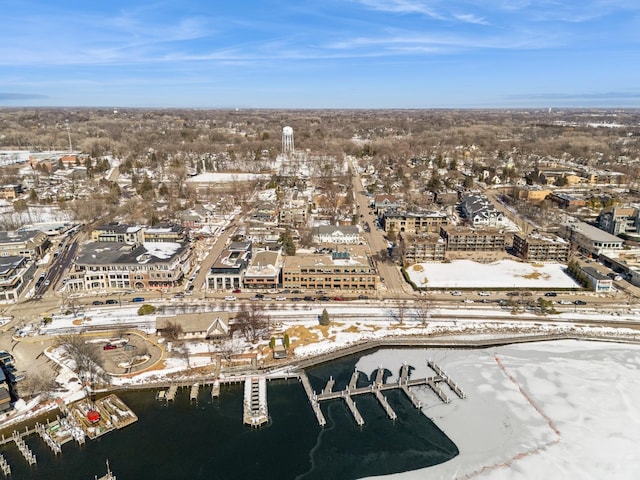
282;246;377;291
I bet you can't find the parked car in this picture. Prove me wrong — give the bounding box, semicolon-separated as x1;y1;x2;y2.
334;296;345;301
558;300;572;305
318;296;330;301
105;299;118;304
131;297;145;302
275;296;287;301
574;300;587;305
478;291;490;296
303;296;316;302
232;289;242;293
544;292;558;297
254;293;265;299
358;294;369;300
92;300;104;305
174;293;184;298
224;295;237;301
451;291;462;296
103;344;117;350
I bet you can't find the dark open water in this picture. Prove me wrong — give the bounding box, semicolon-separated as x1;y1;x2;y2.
3;354;458;480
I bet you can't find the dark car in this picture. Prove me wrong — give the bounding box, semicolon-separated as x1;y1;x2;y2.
131;297;145;302
544;292;558;297
92;300;104;305
303;296;316;302
358;294;369;300
105;299;118;305
574;300;587;305
232;289;241;293
318;296;330;301
103;344;117;350
291;297;302;302
254;293;265;299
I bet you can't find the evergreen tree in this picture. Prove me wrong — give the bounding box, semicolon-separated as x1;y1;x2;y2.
319;308;330;326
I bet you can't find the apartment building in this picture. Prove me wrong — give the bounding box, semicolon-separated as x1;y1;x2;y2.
0;255;37;303
0;230;50;260
67;241;191;291
401;233;446;264
440;226;506;252
512;233;570;262
383;209;448;234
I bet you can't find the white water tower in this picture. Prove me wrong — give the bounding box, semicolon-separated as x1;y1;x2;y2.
282;126;294;155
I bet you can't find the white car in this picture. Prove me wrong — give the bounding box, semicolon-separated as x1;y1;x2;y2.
478;291;490;296
275;296;287;301
451;291;462;296
558;300;572;305
224;295;237;301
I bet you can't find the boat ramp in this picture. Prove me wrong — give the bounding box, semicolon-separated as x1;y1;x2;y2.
300;360;466;427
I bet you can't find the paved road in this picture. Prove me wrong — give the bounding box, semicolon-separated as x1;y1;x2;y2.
348;157;411;297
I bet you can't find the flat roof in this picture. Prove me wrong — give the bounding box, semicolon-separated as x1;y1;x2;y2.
564;221;624;244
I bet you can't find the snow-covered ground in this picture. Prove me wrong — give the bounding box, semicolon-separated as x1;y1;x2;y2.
407;260;580;289
357;340;640;480
7;301;640;480
186;172;270;183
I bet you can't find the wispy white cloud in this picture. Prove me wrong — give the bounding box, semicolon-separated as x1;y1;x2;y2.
453;13;489;25
354;0;444;19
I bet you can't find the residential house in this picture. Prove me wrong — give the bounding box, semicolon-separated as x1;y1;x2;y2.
459;194;505;227
312;225;360;244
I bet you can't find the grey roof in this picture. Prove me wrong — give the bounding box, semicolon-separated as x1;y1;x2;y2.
0;230;43;244
0;256;25;275
76;241;188;266
564;221;623;244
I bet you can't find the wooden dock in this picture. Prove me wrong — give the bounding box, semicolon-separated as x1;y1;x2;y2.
0;454;10;476
243;377;269;427
299;372;326;427
302;361;465;427
211;379;220;398
166;385;178;402
190;383;199;403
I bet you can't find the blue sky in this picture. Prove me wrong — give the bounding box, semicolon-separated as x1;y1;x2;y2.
1;0;640;108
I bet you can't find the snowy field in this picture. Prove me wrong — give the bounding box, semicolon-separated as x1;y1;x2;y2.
407;260;580;289
357;340;640;480
186;172;270;183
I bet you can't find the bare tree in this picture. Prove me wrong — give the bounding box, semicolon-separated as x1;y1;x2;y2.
394;299;409;325
232;303;268;343
413;296;433;326
162;321;184;341
56;334;109;387
17;372;58;401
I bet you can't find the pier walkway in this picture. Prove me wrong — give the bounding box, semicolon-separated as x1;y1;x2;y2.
301;360;465;427
243;377;269;427
299;372;326;426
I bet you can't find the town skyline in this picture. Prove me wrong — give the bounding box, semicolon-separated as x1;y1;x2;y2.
2;0;640;108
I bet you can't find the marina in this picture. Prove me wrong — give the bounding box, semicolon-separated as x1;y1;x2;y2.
0;395;135;476
302;360;466;426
